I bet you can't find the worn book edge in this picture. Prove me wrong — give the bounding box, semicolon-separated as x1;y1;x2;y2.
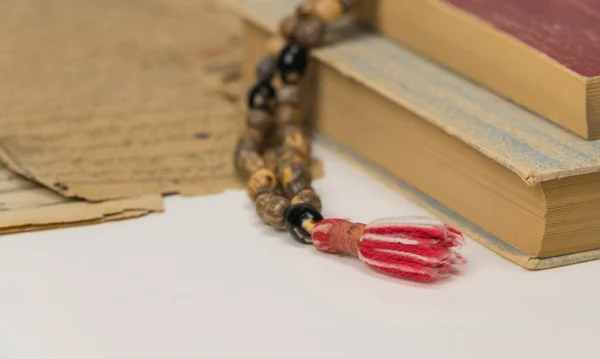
316;134;600;270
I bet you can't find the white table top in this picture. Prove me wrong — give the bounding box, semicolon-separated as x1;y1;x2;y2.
1;144;598;359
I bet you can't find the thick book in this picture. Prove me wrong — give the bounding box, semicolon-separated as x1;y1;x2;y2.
356;0;600;140
239;0;600;270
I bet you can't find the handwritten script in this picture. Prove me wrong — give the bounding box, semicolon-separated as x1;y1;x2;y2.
0;0;246;201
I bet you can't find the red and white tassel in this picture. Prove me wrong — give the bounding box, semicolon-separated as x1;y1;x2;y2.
311;216;466;282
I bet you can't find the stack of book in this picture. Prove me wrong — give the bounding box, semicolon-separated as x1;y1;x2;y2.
238;0;600;270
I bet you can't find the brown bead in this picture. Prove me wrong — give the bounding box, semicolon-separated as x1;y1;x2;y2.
295;17;326;48
277;85;300;106
275;105;303;127
339;0;362;11
236;150;265;177
234;128;264;175
266;36;287;57
256;194;291;229
285;178;312;198
246;126;264;145
234;145;251;173
272;75;282;90
262;148;279;172
247;168;278;200
278;163;312;198
280;125;310;157
234;136;255;160
297;0;316;16
273;123;293;142
292;189;322;211
246;109;273;133
236;127;263;152
256;55;277;82
279;14;299;39
276;146;307;167
255;187;284;200
312;0;343;23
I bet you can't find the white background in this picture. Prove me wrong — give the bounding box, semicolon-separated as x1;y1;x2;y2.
0;144;598;359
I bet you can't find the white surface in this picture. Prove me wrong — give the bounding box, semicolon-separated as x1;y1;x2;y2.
0;144;598;359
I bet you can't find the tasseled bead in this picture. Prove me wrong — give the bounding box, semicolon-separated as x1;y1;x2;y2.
284;203;323;244
312;219;364;254
277;42;309;85
311;216;467;282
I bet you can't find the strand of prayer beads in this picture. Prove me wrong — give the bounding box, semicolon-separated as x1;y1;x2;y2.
234;0;466;282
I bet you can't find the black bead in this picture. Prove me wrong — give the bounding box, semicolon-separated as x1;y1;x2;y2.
284;203;323;244
277;42;309;85
247;81;277;113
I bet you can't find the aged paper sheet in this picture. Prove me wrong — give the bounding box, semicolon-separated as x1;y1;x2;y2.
0;93;244;200
0;0;247;201
0;0;240;231
0;163;164;234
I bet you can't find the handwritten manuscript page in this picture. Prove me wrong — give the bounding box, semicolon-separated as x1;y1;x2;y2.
0;0;247;201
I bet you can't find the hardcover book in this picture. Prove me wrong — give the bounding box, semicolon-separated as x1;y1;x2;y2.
358;0;600;140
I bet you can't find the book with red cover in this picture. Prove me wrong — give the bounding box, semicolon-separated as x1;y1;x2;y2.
363;0;600;139
446;0;600;78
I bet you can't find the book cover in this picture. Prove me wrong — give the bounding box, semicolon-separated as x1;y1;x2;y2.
360;0;600;139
